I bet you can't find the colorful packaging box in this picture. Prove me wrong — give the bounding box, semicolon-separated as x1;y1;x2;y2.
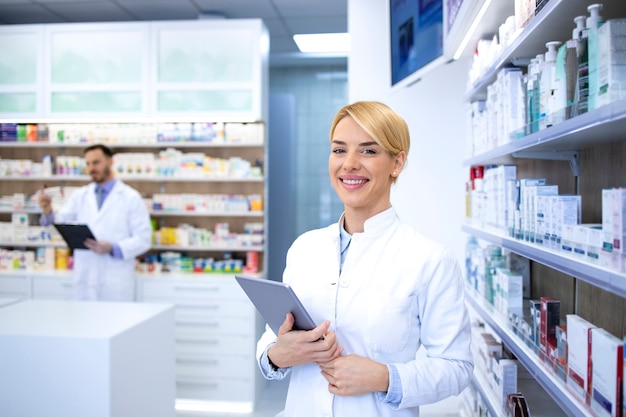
567;314;597;403
590;328;624;417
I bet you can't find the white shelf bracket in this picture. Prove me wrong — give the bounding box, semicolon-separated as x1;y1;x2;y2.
512;150;580;176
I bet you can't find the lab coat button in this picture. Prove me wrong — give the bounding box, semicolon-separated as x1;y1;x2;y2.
339;278;349;287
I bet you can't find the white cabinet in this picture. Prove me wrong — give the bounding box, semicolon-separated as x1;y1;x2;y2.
0;271;74;300
137;275;257;411
0;25;44;118
461;1;626;416
44;22;149;118
151;20;267;121
0;272;30;299
31;273;73;299
0;19;267;121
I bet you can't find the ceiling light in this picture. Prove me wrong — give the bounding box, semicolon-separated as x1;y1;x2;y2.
293;33;351;53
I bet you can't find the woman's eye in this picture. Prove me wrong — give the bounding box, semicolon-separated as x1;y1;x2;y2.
362;148;376;155
332;148;346;154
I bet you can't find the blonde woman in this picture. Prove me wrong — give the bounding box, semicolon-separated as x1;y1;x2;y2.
257;101;473;417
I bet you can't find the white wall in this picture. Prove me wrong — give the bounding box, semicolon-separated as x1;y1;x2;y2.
348;0;471;265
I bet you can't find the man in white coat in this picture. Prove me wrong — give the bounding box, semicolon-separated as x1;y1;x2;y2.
39;144;152;301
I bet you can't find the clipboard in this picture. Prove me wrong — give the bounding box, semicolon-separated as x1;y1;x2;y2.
53;224;96;250
235;276;317;334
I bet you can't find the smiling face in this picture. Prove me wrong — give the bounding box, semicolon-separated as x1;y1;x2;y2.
329;115;405;223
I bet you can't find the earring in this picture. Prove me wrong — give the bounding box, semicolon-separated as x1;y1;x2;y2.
392;171;397;177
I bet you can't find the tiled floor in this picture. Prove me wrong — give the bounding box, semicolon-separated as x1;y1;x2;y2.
182;377;461;417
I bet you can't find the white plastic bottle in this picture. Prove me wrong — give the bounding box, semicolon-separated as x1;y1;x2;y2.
586;3;604;111
525;58;537;135
561;16;586;119
532;54;544;133
541;41;562;130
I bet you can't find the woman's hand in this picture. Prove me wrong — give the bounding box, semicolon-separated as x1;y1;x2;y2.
267;313;343;368
318;354;389;396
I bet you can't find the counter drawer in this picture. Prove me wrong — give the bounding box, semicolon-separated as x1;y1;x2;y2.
176;316;252;338
172;298;253;319
176;353;254;379
32;277;73;299
176;333;253;356
139;279;245;301
0;275;30;298
177;377;253;403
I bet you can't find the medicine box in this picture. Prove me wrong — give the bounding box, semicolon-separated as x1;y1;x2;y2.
540;297;560;358
566;314;597;403
556;325;567;382
529;299;541;352
590;327;624;417
597;19;626;108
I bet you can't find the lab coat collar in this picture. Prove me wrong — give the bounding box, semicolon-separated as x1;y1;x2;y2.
336;207;398;238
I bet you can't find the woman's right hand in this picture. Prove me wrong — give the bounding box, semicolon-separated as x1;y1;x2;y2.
267;313;343;368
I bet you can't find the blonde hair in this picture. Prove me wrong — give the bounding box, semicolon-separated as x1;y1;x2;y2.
329;101;410;183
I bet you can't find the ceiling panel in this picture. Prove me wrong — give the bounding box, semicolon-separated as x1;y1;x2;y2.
49;2;134;22
121;1;199;20
0;0;347;64
193;0;277;18
271;0;347;17
0;4;65;23
284;16;347;34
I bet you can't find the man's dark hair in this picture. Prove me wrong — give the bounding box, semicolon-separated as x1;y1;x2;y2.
84;144;114;158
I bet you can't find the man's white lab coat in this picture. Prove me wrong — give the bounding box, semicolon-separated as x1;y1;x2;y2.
55;180;152;301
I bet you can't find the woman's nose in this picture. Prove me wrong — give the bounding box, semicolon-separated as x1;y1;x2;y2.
343;152;359;170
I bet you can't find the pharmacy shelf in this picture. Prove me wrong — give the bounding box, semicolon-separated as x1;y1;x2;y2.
0;242;264;252
151;244;263;252
0;208;40;214
465;0;626;101
0;269;73;278
0;241;66;248
462;224;626;298
471;371;503;417
0;270;256;280
463;99;626;166
150;211;263;217
0;142;263;149
1;175;264;183
0;209;264;217
466;291;593;417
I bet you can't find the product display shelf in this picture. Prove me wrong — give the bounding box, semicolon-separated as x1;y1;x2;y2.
0;242;264;252
0;269;71;278
471;370;503;417
0;241;66;249
0;208;40;215
1;175;264;183
465;0;626;101
150;210;263;218
464;98;626;167
151;244;263;252
0;142;264;149
462;224;626;298
466;292;594;417
0;208;263;217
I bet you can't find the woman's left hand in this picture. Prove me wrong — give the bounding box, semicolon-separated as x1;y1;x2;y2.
318;354;389;396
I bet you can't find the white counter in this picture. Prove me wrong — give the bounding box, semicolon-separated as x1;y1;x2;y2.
0;299;176;417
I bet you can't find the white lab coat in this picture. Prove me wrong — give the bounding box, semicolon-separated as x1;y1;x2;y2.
257;208;473;417
55;180;152;301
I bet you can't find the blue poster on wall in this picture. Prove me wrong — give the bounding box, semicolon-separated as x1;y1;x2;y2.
390;0;443;86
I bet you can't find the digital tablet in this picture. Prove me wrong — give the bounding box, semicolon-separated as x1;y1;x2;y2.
53;223;96;250
235;276;317;335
